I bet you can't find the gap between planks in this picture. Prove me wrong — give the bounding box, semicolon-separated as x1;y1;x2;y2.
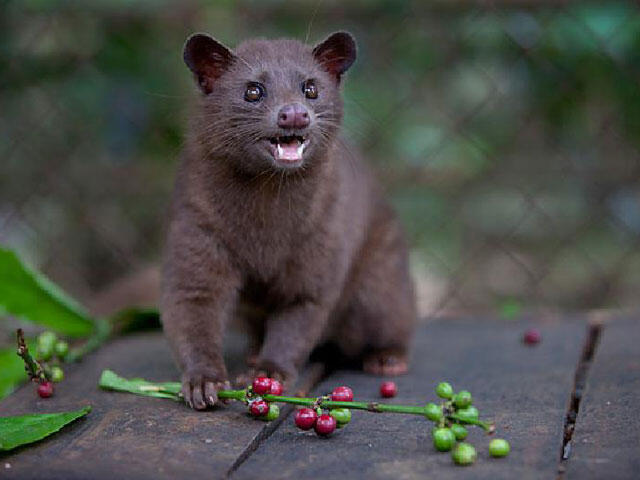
556;317;604;479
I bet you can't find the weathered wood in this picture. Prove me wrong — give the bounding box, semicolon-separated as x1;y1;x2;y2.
0;331;271;480
565;316;640;480
0;317;593;479
234;317;586;480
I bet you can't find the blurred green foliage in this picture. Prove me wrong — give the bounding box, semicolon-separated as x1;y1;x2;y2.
1;0;639;315
0;248;94;337
0;344;30;399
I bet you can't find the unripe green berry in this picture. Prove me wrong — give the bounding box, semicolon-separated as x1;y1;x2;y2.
453;390;472;408
54;341;69;359
50;366;64;383
455;406;479;423
265;404;279;421
489;438;510;457
452;442;477;465
37;331;57;348
36;331;57;360
330;408;351;428
435;382;453;399
450;423;468;441
257;403;279;421
432;428;456;452
424;402;442;422
35;344;53;361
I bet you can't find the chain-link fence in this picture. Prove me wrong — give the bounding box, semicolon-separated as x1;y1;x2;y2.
2;1;639;320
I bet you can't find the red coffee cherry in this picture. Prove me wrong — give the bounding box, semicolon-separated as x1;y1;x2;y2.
252;376;272;395
314;414;337;436
37;381;54;398
380;381;397;398
330;386;353;402
249;400;269;417
294;408;318;430
523;328;542;345
269;380;283;396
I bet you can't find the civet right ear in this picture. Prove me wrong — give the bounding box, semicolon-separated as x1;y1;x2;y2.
183;33;235;94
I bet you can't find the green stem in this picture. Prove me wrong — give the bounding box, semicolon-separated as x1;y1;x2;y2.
447;414;494;432
100;371;496;433
267;396;429;415
216;390;493;431
218;389;248;402
66;317;112;362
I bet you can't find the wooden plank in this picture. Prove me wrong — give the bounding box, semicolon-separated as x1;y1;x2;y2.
565;316;640;480
0;330;279;480
234;317;585;480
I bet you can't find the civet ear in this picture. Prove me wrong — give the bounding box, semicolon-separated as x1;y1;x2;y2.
312;31;356;82
183;33;235;94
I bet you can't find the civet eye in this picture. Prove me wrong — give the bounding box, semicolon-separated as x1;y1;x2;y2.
302;79;318;99
244;83;265;102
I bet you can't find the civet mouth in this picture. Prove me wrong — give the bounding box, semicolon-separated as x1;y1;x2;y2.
268;135;307;164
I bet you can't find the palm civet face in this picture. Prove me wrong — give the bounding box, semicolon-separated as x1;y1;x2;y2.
184;32;356;174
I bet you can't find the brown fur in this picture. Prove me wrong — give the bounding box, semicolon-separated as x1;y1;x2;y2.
161;32;415;409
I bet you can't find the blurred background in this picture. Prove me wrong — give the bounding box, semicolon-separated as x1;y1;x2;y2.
1;0;640;327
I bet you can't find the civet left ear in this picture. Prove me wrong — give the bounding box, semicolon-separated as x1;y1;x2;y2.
183;33;236;94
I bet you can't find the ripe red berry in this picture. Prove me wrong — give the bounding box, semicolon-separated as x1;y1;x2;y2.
294;408;318;430
314;414;337;436
380;381;397;398
269;380;283;396
523;328;542;345
249;400;269;417
37;381;54;398
330;386;353;402
252;376;272;395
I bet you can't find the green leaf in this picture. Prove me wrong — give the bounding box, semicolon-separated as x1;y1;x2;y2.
0;345;28;400
0;248;94;337
0;406;91;451
99;369;181;400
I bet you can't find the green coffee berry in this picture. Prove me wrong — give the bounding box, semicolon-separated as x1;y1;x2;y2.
330;408;351;427
35;344;53;361
453;390;472;408
50;366;64;383
36;331;57;360
455;406;479;423
452;442;477;465
54;341;69;359
435;382;454;399
37;331;57;348
424;402;442;422
432;428;456;452
450;423;468;441
489;438;510;457
261;404;279;421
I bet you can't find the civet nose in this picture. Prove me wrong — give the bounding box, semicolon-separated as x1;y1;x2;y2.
277;103;310;129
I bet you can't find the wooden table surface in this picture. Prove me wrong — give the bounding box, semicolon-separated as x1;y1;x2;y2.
0;315;637;480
